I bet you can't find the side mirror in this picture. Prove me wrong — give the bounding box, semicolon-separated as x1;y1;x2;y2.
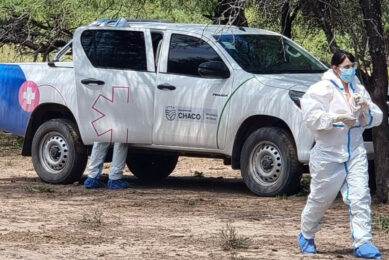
198;61;230;79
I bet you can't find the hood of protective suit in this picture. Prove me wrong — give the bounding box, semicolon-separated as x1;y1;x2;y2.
253;73;323;92
322;69;338;81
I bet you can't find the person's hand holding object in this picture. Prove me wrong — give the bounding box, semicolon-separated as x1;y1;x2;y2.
331;113;356;127
350;93;369;112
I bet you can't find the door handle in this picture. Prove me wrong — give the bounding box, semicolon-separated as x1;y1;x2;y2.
157;84;176;91
81;78;105;85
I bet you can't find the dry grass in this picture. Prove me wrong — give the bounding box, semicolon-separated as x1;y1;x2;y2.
0;131;23;157
4;160;13;166
23;185;56;193
373;214;389;233
77;210;103;227
0;45;35;62
219;223;251;250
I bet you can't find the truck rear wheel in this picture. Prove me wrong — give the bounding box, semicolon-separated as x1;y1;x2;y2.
31;119;87;184
126;153;178;181
240;127;301;196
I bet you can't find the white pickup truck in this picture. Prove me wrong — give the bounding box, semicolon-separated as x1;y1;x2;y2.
0;18;377;196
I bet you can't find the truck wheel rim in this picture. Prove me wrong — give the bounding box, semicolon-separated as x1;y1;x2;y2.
39;132;69;174
250;141;282;186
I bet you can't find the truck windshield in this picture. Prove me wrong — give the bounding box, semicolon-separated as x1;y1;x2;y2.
214;34;326;74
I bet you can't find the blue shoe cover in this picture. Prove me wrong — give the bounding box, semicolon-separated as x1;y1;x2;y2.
84;177;105;189
108;179;130;189
354;243;381;259
298;233;316;254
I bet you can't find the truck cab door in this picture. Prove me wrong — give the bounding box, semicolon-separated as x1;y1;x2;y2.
73;27;155;144
153;32;233;149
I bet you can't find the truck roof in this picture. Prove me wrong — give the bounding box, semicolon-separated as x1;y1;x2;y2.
85;18;280;38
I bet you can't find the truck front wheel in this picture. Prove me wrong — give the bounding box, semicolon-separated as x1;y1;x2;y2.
240;127;302;196
31;119;87;184
126;153;178;181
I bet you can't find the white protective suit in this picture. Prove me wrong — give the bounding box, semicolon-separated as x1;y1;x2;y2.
300;69;383;248
87;142;128;180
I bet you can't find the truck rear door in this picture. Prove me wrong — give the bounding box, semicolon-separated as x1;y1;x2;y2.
73;27;155;144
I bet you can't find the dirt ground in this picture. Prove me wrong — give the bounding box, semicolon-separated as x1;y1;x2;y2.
0;134;388;259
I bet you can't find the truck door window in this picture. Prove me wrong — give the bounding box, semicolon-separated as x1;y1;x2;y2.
215;34;326;74
167;34;224;77
81;30;147;71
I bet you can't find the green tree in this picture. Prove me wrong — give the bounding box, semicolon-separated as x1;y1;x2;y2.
0;0;212;61
248;0;389;202
360;0;389;203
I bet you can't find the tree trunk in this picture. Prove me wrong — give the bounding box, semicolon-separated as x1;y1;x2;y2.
281;1;300;38
360;0;389;203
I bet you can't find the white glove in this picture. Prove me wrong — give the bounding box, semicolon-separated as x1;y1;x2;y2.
350;93;369;112
331;113;357;127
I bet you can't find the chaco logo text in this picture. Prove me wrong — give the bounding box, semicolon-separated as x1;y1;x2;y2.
164;106;218;124
165;106;176;121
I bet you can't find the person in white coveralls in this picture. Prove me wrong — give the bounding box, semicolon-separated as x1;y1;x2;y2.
298;50;383;259
83;19;132;190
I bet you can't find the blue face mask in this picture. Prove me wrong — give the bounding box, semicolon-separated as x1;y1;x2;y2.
339;68;356;83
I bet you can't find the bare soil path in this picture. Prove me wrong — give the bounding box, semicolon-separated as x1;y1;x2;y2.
0;134;388;259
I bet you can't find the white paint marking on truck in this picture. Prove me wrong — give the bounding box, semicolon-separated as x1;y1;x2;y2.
23;87;36;105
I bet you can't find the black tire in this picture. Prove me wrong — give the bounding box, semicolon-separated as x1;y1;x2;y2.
240;127;302;196
126;153;178;181
31;119;87;184
368;160;376;194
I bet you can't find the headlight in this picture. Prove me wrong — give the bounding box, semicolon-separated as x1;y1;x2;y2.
288;90;305;108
